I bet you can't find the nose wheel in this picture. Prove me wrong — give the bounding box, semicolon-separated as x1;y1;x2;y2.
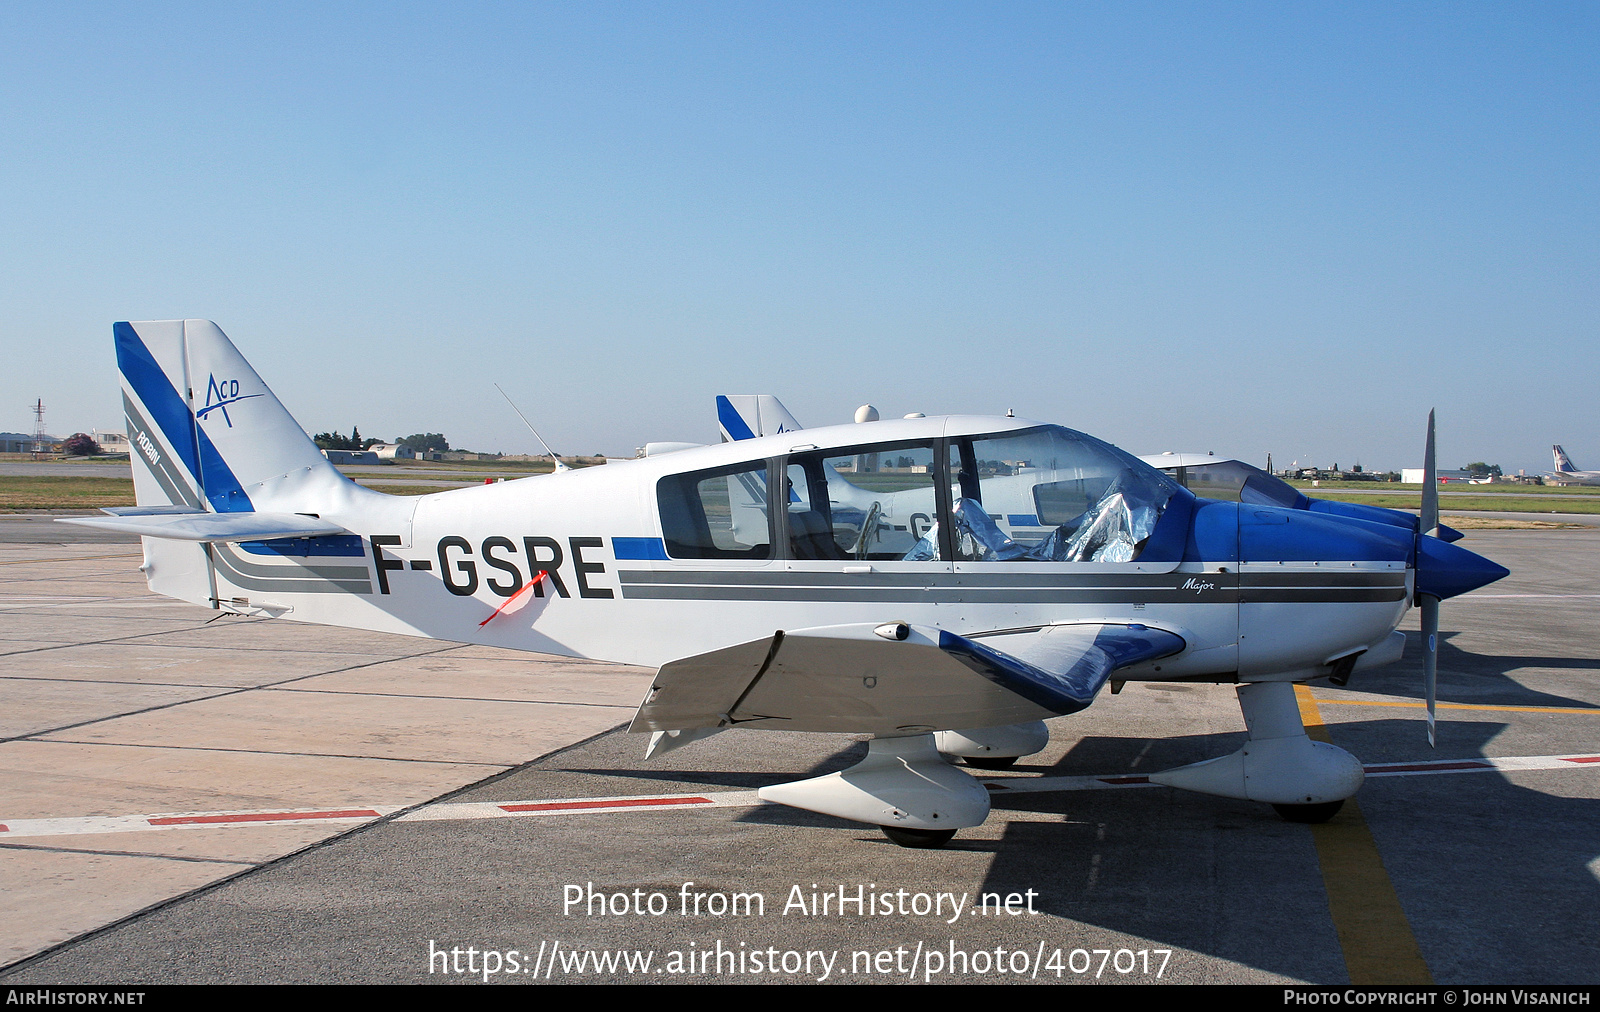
962;755;1018;770
1272;800;1344;823
881;826;958;848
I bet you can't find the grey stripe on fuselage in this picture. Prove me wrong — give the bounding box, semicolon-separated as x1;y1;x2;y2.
211;543;372;595
618;570;1405;589
615;569;1404;604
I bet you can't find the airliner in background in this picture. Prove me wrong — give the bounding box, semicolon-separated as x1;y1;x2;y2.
1547;446;1600;486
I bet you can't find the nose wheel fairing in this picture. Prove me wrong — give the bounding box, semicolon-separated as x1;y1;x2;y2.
1149;681;1364;805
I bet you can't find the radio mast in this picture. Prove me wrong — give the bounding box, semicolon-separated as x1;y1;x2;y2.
31;399;46;458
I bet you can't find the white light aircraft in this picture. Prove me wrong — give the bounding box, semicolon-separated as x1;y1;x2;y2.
66;322;1508;848
1547;445;1600;486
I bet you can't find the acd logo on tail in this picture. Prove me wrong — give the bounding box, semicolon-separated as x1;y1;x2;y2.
196;374;261;427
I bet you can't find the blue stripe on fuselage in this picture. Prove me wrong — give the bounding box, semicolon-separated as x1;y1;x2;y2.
612;536;670;560
239;535;366;557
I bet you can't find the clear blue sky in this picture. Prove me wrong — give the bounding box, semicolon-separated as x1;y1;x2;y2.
2;2;1596;473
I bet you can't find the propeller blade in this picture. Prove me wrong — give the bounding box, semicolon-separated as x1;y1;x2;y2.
1421;594;1439;748
1420;409;1439;537
1418;410;1440;746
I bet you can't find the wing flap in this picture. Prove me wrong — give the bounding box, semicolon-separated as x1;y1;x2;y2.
56;511;350;542
630;621;1186;737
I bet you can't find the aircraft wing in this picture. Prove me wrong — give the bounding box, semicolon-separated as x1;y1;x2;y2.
57;508;350;542
629;621;1184;737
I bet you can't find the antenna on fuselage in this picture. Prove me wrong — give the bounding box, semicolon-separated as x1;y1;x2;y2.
494;383;571;472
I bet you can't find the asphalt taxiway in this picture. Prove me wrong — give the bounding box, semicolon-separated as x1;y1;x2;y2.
1;520;1596;985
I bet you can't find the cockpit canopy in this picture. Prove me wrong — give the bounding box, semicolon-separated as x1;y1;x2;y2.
657;424;1186;563
1146;456;1308;509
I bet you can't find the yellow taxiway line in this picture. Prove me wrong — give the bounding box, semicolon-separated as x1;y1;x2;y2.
1295;684;1433;985
1313;697;1599;715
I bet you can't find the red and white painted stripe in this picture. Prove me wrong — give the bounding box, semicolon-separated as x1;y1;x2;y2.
398;792;760;824
2;752;1595;841
0;806;403;839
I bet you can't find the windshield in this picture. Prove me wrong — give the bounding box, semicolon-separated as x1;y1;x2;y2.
950;426;1184;562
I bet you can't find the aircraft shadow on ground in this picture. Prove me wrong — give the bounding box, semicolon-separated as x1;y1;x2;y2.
559;739;871;792
979;720;1600;983
1348;628;1600;710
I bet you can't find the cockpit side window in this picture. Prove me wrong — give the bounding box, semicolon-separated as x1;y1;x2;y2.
784;439;941;561
656;428;1182;565
657;462;774;560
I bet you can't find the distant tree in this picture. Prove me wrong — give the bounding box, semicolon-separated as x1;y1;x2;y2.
1463;462;1502;477
314;430;358;450
310;427;382;451
62;433;101;456
400;433;450;453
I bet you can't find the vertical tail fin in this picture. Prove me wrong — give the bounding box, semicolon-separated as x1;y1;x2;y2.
116;320;344;513
716;394;803;442
1553;445;1576;472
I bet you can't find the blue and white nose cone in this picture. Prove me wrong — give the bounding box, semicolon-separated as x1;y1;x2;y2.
1414;535;1510;600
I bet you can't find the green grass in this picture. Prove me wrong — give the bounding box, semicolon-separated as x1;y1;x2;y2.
1287;480;1600;495
0;475;135;510
1306;491;1600;514
343;459;556;473
340;457;605;474
358;484;472;496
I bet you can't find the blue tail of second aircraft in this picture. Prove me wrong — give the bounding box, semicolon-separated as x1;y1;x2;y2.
716;394;803;442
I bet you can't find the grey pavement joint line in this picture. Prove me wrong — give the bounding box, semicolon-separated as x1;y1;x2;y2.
263;687;637;708
0;842;258;866
0;675;640;712
30;739;520;766
0;642;471;744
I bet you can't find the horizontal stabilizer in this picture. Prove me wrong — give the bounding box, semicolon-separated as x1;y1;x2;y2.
100;505;206;517
57;511;350;542
630;621;1185;736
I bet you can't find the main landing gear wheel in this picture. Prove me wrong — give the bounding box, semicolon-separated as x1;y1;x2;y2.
1272;800;1344;824
881;826;958;849
962;756;1018;770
